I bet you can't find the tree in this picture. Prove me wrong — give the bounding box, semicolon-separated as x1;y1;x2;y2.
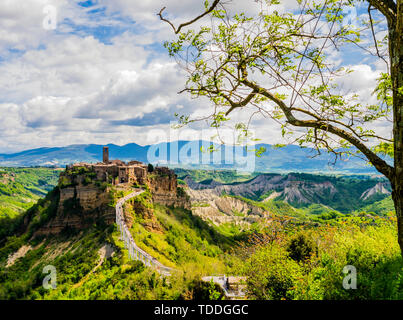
159;0;403;254
147;163;154;173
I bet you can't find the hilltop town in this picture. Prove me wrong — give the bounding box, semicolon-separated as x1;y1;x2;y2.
67;146;171;186
33;147;190;235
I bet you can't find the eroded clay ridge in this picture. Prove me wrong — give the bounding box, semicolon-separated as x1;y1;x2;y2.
115;190;174;276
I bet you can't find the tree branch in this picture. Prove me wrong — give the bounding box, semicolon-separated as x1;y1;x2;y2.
224;88;260;115
239;79;395;180
368;4;389;67
158;0;221;34
367;0;397;25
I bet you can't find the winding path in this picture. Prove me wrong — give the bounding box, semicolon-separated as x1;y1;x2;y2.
115;190;174;277
115;190;247;298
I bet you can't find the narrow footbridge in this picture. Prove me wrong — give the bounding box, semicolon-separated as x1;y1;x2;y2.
201;275;247;299
115;190;174;277
115;190;247;299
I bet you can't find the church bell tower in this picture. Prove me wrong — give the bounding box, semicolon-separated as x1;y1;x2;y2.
103;146;109;164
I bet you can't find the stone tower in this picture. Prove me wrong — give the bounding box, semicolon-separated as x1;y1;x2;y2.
103;146;109;163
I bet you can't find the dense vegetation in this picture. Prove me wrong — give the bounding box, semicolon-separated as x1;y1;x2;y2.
236;214;403;299
0;168;60;219
1;201;401;300
0;167;401;300
0;200;232;299
0;168;60;242
177;169;393;215
174;168;257;184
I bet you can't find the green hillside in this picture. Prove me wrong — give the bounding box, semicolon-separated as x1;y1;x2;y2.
355;197;395;216
0;168;61;240
177;169;393;215
175;168;257;184
0;168;60;219
0;186;234;300
1;189;401;300
0;167;402;300
235;215;402;300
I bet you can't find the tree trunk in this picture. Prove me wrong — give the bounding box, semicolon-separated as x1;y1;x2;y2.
391;0;403;257
393;188;403;257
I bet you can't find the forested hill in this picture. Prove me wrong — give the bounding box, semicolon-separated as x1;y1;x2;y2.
0;141;388;174
175;169;394;215
0;168;394;227
0;168;60;219
0;167;401;300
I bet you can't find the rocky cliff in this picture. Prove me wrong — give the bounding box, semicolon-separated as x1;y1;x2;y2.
186;188;270;227
184;174;338;204
123;191;164;233
33;165;190;236
183;172;392;213
148;170;191;210
35;172;115;236
360;182;391;200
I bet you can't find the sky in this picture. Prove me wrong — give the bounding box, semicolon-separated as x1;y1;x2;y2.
0;0;391;153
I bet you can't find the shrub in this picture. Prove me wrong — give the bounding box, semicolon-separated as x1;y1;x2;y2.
182;279;225;300
147;164;154;173
83;176;92;186
125;260;145;274
244;244;302;300
177;187;189;200
286;233;317;262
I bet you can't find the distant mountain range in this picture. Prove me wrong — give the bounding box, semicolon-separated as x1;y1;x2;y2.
0;140;387;174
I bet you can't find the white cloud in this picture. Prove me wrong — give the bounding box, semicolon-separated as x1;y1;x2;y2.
0;0;393;154
337;64;382;102
0;25;201;152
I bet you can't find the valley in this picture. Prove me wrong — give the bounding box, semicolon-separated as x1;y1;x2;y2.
177;169;394;215
1;0;401;305
0;164;399;300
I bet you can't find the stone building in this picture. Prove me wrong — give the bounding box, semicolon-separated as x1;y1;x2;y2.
103;146;109;163
68;146;149;186
117;165;147;184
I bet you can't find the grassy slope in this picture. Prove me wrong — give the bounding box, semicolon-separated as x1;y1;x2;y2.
175;168;257;184
177;168;393;215
2;200;400;300
0;184;237;300
130;205;227;272
355;196;395;216
0;168;401;300
236;215;403;300
0;168;60;219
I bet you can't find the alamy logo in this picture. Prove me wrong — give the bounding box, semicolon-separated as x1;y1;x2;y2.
342;265;357;290
145;123;257;172
42;265;57;290
43;5;57;30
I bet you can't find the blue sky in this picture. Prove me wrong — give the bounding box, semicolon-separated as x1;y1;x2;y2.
0;0;391;153
62;1;138;45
